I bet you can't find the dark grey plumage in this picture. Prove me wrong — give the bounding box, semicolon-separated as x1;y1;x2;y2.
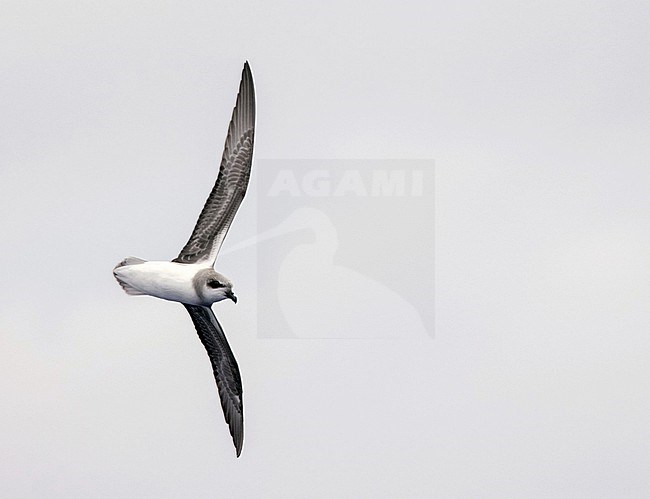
173;61;256;265
184;304;244;457
177;62;254;457
114;63;255;458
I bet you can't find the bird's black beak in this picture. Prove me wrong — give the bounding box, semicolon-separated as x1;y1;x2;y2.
226;290;238;304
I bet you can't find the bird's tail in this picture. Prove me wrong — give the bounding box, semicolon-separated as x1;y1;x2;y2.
113;257;148;295
114;256;147;268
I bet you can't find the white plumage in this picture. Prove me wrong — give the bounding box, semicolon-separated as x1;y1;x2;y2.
114;260;208;305
112;62;255;457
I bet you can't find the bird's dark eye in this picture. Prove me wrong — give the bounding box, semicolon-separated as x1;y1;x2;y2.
207;280;224;289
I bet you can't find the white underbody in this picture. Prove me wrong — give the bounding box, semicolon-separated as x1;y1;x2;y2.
113;260;210;306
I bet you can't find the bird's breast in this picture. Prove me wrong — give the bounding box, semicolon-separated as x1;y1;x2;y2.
114;261;208;305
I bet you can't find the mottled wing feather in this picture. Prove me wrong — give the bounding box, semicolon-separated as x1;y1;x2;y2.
174;62;256;265
184;304;244;457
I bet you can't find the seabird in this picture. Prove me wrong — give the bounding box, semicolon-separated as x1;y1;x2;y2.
113;62;255;457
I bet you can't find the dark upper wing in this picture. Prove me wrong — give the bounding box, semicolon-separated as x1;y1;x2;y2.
173;62;256;265
183;304;244;457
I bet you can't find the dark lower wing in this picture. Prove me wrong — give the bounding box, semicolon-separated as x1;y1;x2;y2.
183;304;244;457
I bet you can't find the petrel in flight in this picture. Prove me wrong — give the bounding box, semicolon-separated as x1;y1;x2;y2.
113;62;255;457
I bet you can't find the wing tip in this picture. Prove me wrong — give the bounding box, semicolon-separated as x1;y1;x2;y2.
242;60;253;84
232;414;244;457
235;60;255;132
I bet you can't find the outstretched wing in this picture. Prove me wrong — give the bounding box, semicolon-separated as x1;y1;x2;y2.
183;304;244;457
174;62;256;265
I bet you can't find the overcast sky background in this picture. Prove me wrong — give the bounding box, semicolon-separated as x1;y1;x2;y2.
2;1;649;497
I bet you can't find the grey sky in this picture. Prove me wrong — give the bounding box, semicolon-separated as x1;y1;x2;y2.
2;1;650;497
